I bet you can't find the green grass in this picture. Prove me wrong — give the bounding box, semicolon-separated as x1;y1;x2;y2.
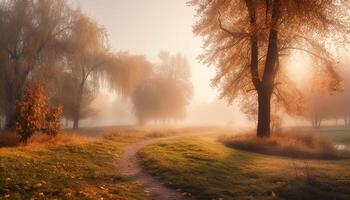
139;135;350;200
0;132;147;200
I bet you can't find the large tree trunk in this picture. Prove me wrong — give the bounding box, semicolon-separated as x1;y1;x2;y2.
73;79;85;129
245;0;280;138
257;29;278;137
257;91;272;137
257;0;280;137
4;79;17;129
4;62;30;129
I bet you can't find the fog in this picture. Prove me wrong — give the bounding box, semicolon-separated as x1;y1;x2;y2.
1;1;350;199
0;0;348;130
69;0;255;127
70;0;350;129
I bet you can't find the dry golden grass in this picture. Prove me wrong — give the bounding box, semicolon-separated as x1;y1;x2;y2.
26;133;94;147
0;131;94;148
145;129;179;138
0;127;148;200
100;126;186;139
221;132;339;159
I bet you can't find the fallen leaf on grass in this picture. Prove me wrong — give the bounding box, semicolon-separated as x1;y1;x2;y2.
33;183;43;188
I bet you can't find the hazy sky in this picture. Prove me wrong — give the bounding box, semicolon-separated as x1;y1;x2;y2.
70;0;332;127
72;0;217;104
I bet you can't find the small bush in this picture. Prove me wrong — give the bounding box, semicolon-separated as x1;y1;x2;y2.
15;83;48;144
221;132;339;159
42;105;63;137
15;82;62;144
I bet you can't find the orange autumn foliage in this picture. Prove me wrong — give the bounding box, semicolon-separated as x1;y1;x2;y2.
15;82;62;144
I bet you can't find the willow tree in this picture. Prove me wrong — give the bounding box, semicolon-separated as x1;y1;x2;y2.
0;0;74;129
131;52;193;125
104;53;153;98
64;13;152;129
190;0;349;137
62;11;112;129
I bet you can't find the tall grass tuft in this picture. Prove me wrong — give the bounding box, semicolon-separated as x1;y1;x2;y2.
221;132;339;159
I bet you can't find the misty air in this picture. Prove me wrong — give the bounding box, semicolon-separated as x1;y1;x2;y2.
0;0;350;200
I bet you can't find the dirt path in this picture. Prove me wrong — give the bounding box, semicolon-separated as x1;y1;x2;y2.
117;135;194;200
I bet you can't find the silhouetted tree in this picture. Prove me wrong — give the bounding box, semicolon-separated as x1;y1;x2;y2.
63;12;111;129
52;72;96;127
190;0;349;137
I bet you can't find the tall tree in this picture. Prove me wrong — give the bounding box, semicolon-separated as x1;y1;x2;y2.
0;0;153;130
0;0;74;129
63;15;152;129
63;12;111;129
52;72;97;126
190;0;349;137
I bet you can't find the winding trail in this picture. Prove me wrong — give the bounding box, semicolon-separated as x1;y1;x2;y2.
117;135;196;200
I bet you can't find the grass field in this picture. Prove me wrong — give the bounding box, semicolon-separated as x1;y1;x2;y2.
1;126;350;200
139;132;350;200
0;129;149;200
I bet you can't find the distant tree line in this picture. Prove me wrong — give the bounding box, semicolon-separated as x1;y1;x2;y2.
305;65;350;128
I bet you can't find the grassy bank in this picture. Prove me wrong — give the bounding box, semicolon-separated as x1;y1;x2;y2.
221;133;340;160
139;135;350;200
0;129;148;200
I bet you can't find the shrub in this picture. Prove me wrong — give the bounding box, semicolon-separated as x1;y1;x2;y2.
15;83;48;144
42;105;63;137
15;82;62;144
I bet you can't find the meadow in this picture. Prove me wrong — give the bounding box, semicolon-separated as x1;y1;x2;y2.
139;127;350;200
0;128;150;200
0;126;349;200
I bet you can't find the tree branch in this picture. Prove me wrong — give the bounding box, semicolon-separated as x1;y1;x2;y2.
217;12;249;38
